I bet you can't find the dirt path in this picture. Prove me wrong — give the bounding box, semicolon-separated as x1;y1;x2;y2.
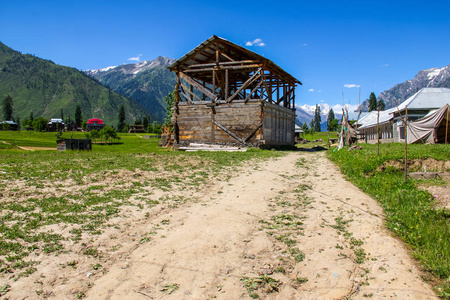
84;152;436;299
7;151;437;299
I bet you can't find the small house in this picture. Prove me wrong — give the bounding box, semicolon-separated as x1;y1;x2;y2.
47;118;64;132
86;118;105;131
167;35;301;148
0;121;18;131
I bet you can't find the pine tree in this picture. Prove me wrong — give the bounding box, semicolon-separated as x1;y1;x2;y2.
368;92;377;112
2;95;13;121
313;104;321;132
143;116;149;132
377;99;385;111
302;122;308;132
16;115;20;130
30;111;34;122
60;109;64;121
327;108;335;131
75;105;82;126
118;105;125;132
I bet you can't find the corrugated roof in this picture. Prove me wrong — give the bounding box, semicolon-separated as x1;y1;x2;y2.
358;88;450;130
398;87;450;110
357;108;395;130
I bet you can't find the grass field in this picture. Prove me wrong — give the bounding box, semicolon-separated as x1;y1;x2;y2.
328;143;450;297
1;130;449;297
0;130;284;281
0;130;165;153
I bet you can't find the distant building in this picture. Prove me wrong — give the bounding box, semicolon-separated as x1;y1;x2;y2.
357;88;450;144
294;124;304;141
47;118;64;132
62;139;92;151
128;125;145;133
86;118;105;131
0;120;18;131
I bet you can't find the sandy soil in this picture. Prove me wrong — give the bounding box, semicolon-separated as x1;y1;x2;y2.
5;151;437;299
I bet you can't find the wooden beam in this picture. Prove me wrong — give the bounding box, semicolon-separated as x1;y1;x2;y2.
244;81;263;103
220;52;235;62
180;90;193;103
277;86;294;104
180;82;202;102
212;69;216;101
227;69;262;103
187;60;256;68
212;120;247;145
244;122;263;142
179;72;217;101
225;69;229;100
184;64;262;73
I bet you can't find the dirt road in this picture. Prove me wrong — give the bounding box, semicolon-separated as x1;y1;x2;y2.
9;151;437;299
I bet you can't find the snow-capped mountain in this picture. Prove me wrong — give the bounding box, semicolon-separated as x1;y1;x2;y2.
85;56;176;78
359;64;450;111
84;56;177;122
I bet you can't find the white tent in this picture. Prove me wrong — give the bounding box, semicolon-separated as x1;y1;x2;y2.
407;104;450;144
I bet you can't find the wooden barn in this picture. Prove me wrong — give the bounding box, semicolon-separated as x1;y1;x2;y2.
168;35;301;148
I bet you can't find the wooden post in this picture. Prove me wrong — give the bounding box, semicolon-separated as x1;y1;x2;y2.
174;73;181;144
404;108;408;182
225;69;228;100
446;105;449;144
377;108;380;156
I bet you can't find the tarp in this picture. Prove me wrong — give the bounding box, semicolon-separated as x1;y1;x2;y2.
407;104;450;144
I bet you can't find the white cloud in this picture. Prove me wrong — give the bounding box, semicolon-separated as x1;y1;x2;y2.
308;88;314;92
318;90;321;93
320;100;324;103
246;38;265;47
303;43;308;47
383;64;390;67
344;84;360;88
128;54;142;61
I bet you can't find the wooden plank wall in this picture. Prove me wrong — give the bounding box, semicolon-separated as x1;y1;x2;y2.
177;100;263;145
262;101;295;146
176;99;295;147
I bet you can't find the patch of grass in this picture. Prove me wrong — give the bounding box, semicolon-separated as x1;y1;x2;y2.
160;283;179;294
328;143;450;281
241;275;281;294
294;277;308;284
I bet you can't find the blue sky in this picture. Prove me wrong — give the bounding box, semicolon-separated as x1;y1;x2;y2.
1;0;449;109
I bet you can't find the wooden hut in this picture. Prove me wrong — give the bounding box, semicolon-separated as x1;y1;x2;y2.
168;35;301;148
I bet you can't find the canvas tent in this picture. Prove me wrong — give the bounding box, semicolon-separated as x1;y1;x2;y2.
407;104;450;144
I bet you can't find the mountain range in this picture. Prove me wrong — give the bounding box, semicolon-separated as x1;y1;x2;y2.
85;57;176;122
359;64;450;111
0;42;146;125
1;40;449;130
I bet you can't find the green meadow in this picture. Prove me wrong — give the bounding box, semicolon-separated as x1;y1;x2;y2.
328;143;450;297
1;130;449;297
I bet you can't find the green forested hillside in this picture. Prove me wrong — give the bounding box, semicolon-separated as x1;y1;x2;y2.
0;42;146;125
86;57;176;122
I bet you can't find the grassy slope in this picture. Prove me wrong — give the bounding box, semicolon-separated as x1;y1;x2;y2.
328;143;450;297
0;42;145;125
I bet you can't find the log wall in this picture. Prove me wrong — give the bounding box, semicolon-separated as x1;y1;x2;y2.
175;99;294;147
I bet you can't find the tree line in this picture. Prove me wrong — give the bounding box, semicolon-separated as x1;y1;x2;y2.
1;95;165;134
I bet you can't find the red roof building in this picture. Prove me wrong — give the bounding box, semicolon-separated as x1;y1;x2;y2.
86;118;105;131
